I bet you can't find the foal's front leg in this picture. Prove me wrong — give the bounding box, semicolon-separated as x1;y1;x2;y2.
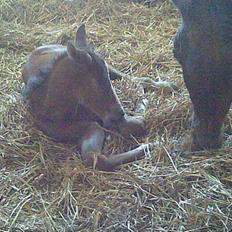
36;118;152;171
80;123;153;171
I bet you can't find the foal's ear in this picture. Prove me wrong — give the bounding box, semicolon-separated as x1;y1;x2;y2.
67;41;92;65
75;24;87;48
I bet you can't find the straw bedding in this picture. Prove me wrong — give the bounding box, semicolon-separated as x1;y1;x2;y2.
0;0;232;231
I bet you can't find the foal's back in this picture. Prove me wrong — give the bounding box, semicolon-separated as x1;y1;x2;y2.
22;45;79;121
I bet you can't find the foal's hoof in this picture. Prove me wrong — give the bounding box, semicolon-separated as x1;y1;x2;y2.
118;115;147;138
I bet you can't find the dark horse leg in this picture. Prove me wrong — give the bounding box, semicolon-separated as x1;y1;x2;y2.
183;67;232;151
172;0;232;151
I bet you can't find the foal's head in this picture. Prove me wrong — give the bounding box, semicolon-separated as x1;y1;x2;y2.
67;24;125;130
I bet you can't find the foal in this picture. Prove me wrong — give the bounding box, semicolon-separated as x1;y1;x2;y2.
22;24;152;171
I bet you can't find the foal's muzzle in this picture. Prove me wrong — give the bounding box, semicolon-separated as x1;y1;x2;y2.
103;108;125;131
